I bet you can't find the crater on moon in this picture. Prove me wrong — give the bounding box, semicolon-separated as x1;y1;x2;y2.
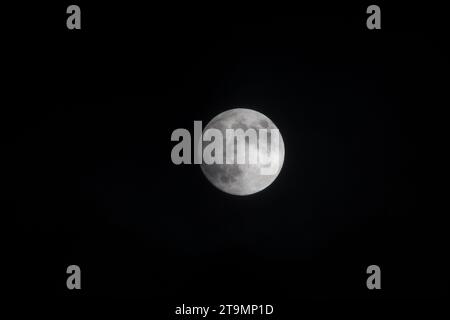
201;108;285;196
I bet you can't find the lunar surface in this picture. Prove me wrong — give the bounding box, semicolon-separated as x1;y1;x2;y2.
201;108;285;195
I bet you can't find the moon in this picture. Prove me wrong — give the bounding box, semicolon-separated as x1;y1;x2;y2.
201;108;285;196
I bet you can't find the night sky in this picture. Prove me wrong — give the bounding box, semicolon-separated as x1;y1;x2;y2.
11;1;448;313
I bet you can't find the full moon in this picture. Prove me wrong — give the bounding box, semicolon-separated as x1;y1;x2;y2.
201;108;285;196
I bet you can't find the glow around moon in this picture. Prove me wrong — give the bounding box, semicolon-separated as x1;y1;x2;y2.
201;108;285;196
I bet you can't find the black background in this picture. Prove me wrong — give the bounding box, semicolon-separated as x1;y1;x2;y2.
10;0;448;314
